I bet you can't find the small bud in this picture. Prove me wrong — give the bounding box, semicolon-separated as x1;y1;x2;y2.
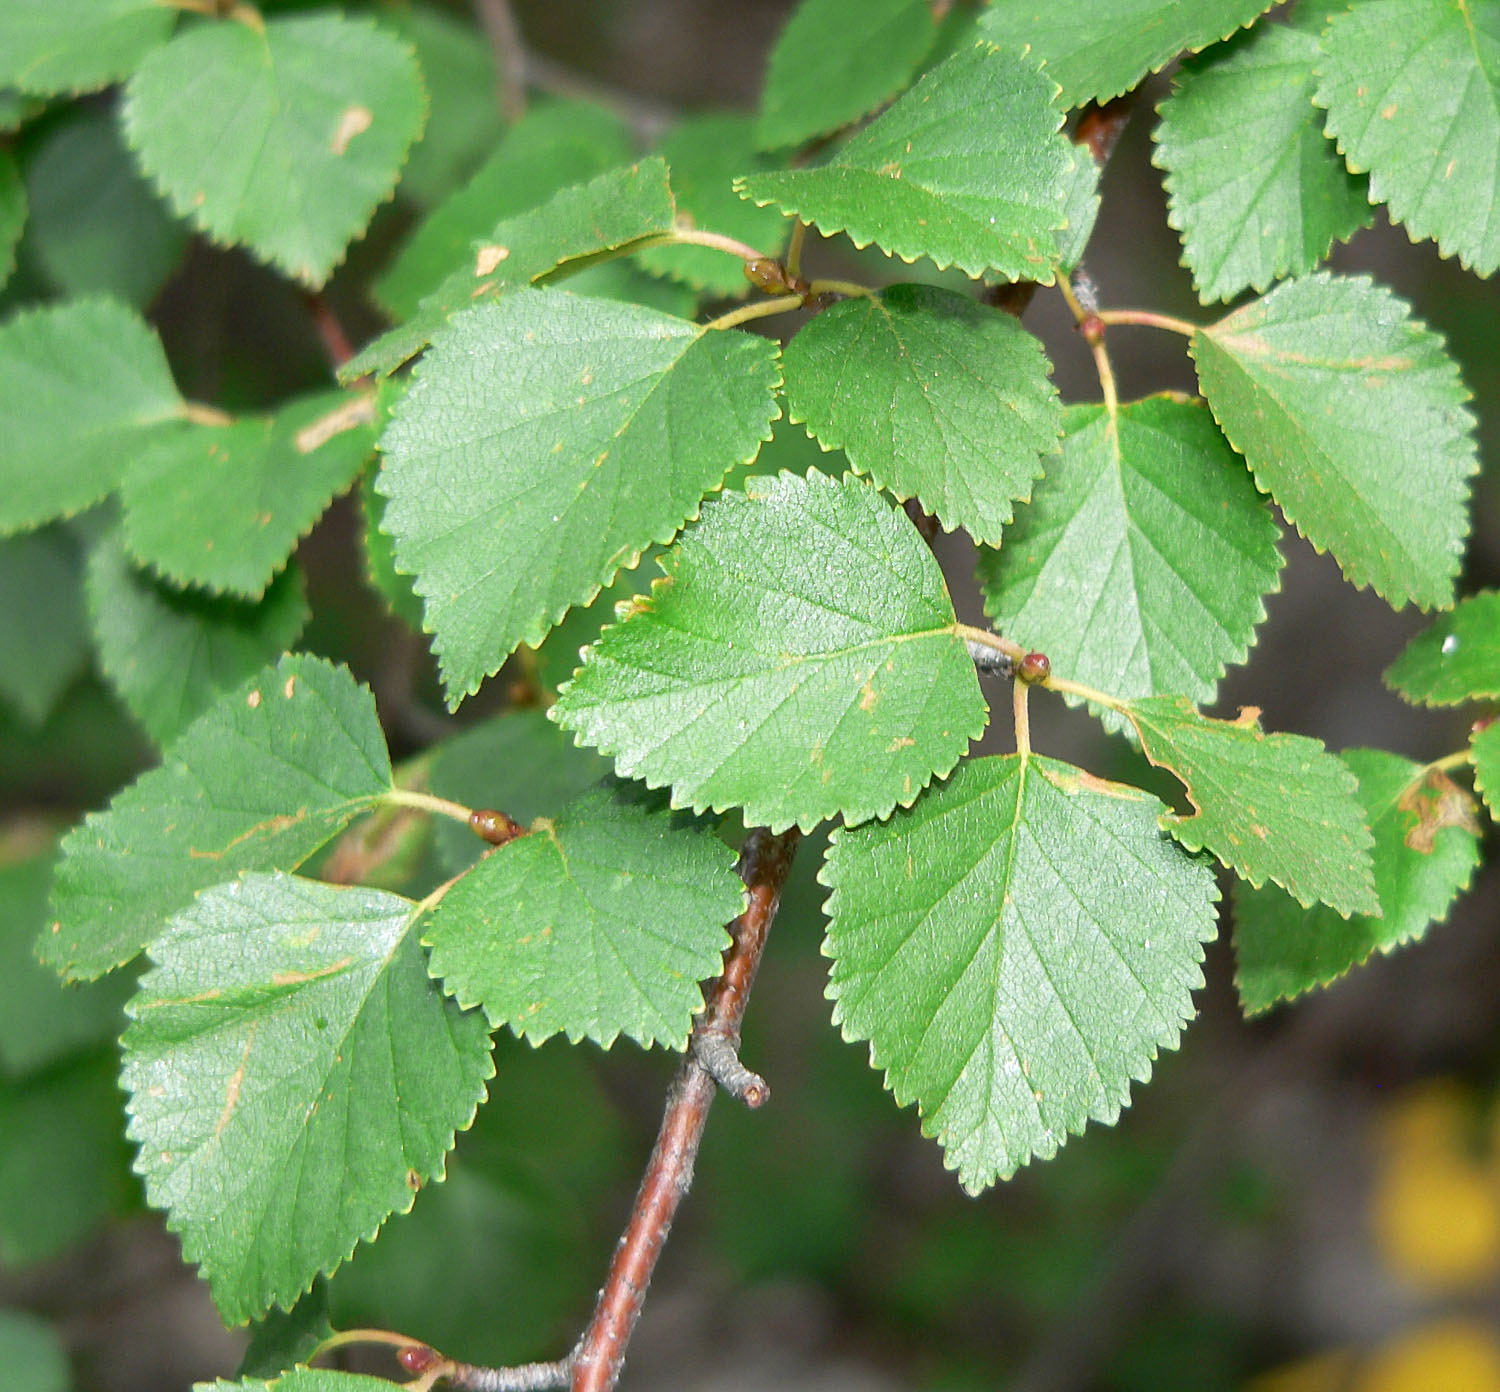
398;1345;439;1373
1017;651;1051;685
744;258;791;293
470;808;524;845
1079;312;1105;346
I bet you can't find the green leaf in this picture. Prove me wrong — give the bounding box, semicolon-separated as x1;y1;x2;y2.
739;41;1071;282
0;1050;134;1266
0;1310;68;1392
1054;139;1101;273
1120;694;1378;915
1384;589;1500;706
0;0;174;96
340;158;677;381
781;284;1062;544
378;287;782;705
1233;749;1482;1014
86;529;310;747
22;104;185;307
425;782;742;1048
0;150;22;289
1474;720;1500;822
0;850;132;1076
1315;0;1500;276
553;471;986;832
756;0;938;150
427;708;611;874
977;0;1275;108
46;653;393;981
120;391;376;600
208;1368;410;1392
376;99;632;320
123;12;426;287
1153;15;1372;302
637;114;789;296
122;872;493;1324
237;1282;334;1381
977;397;1282;718
0;297;186;534
385;4;504;207
0;527;90;726
823;752;1218;1192
1191;273;1478;610
359;471;424;629
526;555;655;697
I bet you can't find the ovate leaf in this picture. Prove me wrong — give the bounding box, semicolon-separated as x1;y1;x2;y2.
86;530;309;746
0;528;90;726
977;397;1282;717
46;654;393;981
340;158;677;380
1473;720;1500;822
120;391;376;599
0;0;173;96
756;0;938;150
424;782;743;1048
205;1372;395;1392
427;708;610;874
1121;694;1378;915
977;0;1275;108
0;298;185;534
1154;15;1372;302
553;471;987;832
375;99;632;320
1385;590;1500;706
1233;749;1482;1014
1315;0;1500;276
781;283;1062;544
123;13;426;287
237;1282;333;1381
637;114;789;297
739;41;1071;282
24;104;186;307
823;752;1218;1192
378;288;782;704
122;873;493;1323
1191;273;1478;609
0;150;23;289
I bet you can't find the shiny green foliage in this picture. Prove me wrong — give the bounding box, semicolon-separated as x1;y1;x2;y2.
425;783;743;1047
638;114;788;296
1475;722;1500;822
1192;274;1478;609
0;298;183;534
85;530;310;746
0;528;90;726
1233;749;1482;1014
740;42;1071;282
756;0;938;150
120;391;375;599
554;471;986;831
823;752;1218;1192
977;0;1275;107
341;158;677;380
207;1372;395;1392
1122;694;1378;915
1385;590;1500;705
123;13;425;286
782;284;1062;543
46;655;392;981
1315;0;1500;276
378;288;782;703
0;0;173;95
22;105;184;306
1154;15;1372;301
375;99;632;319
122;873;493;1323
977;397;1282;715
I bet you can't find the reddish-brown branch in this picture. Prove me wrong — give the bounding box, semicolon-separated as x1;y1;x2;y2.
302;291;356;371
472;0;528;124
568;826;801;1392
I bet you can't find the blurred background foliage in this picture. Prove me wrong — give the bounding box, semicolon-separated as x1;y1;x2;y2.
1;2;1497;1390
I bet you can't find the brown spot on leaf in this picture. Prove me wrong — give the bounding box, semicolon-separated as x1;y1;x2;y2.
270;955;356;987
284;676;296;699
1398;769;1481;853
475;244;509;276
331;105;373;155
406;1169;422;1192
295;393;376;453
215;1028;256;1137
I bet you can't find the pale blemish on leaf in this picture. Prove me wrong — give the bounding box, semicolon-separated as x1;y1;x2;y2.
331;104;373;156
294;393;376;453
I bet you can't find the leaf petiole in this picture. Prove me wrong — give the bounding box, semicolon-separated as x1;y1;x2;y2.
381;786;475;824
1096;308;1200;338
705;293;804;332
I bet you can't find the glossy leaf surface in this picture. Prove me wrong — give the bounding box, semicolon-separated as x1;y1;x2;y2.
1474;721;1500;823
1385;590;1500;706
554;471;986;831
824;752;1218;1192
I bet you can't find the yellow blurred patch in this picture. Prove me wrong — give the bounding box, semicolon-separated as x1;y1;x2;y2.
1356;1320;1500;1392
1243;1349;1355;1392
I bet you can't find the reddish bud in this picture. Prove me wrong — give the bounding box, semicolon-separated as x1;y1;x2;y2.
470;808;524;845
1079;312;1106;346
398;1345;439;1373
1017;651;1051;685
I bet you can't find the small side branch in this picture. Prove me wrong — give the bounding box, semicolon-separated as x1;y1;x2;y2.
472;0;528;123
569;826;802;1392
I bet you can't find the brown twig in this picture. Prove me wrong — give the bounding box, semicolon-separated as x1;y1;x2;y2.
302;291;356;371
472;0;528;123
569;826;801;1392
